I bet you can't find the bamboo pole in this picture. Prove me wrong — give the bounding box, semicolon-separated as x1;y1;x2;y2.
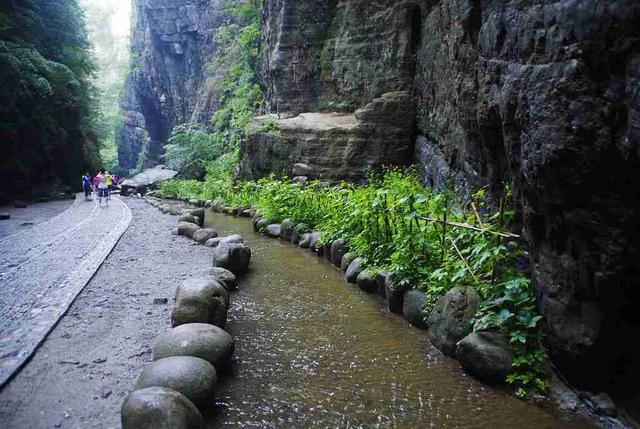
418;216;520;239
450;237;480;284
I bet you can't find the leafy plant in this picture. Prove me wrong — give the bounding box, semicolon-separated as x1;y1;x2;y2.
158;167;548;399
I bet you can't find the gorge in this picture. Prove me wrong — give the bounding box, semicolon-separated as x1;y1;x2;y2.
118;0;640;403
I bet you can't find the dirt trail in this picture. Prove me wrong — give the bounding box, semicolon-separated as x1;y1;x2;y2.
0;197;209;429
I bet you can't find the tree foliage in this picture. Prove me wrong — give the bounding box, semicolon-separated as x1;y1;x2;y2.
0;0;101;199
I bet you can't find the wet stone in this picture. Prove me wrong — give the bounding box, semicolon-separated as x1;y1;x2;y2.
0;213;10;220
173;277;228;328
280;219;293;241
255;219;270;232
308;232;324;253
209;267;238;291
211;243;251;275
356;269;379;293
345;257;364;283
402;290;428;330
121;386;203;429
192;229;218;245
265;224;281;238
290;223;309;244
456;331;513;384
298;233;311;249
330;239;348;267
428;286;480;357
153;298;169;305
153;323;234;371
341;252;357;272
134;356;217;408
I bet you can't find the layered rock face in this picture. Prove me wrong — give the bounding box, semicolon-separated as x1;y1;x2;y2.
239;0;422;181
123;0;640;395
247;0;640;394
239;91;415;181
118;0;227;171
413;0;640;393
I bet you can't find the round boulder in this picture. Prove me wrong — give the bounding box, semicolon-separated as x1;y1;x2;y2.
340;252;357;272
427;286;480;357
205;234;244;248
356;269;379;293
121;387;203;429
209;267;238;291
134;356;217;408
265;224;282;238
193;229;218;245
402;289;428;330
175;277;229;308
169;206;184;216
291;223;309;244
455;331;513;384
280;219;293;241
308;232;324;253
385;273;406;314
330;239;348;267
172;278;228;328
292;163;312;177
212;243;251;275
153;323;234;371
255;219;270;232
345;257;364;283
179;214;197;224
298;233;311;249
177;222;201;239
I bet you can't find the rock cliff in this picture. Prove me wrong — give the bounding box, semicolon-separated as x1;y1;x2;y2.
245;0;640;398
121;0;640;399
413;0;640;397
118;0;227;171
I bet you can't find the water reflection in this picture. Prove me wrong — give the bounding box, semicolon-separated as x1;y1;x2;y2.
205;213;591;429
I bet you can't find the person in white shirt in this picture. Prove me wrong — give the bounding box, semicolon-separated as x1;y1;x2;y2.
96;169;109;207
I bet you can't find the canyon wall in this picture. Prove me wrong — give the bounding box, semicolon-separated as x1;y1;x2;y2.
243;0;640;395
121;0;640;396
118;0;226;171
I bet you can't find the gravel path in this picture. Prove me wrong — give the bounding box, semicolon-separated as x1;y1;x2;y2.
0;197;209;428
0;198;74;238
0;195;131;388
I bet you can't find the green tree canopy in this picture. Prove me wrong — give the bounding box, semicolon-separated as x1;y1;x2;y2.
0;0;101;200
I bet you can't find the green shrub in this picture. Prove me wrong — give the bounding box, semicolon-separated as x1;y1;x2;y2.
156;168;548;398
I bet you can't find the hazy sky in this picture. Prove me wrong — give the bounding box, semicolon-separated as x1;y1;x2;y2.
80;0;131;40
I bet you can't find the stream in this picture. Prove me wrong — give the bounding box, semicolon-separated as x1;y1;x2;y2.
205;212;591;428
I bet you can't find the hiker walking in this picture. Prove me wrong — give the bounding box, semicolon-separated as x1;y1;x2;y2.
82;173;92;200
95;169;109;206
105;171;114;200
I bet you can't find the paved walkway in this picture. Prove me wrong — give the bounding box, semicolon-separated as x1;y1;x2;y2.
0;195;132;387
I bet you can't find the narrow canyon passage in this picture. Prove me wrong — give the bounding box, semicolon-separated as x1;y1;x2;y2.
205;212;591;428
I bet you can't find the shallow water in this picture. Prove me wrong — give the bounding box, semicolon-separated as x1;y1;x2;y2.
205;212;592;429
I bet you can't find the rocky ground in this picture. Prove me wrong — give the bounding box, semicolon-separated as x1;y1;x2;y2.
0;197;211;429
